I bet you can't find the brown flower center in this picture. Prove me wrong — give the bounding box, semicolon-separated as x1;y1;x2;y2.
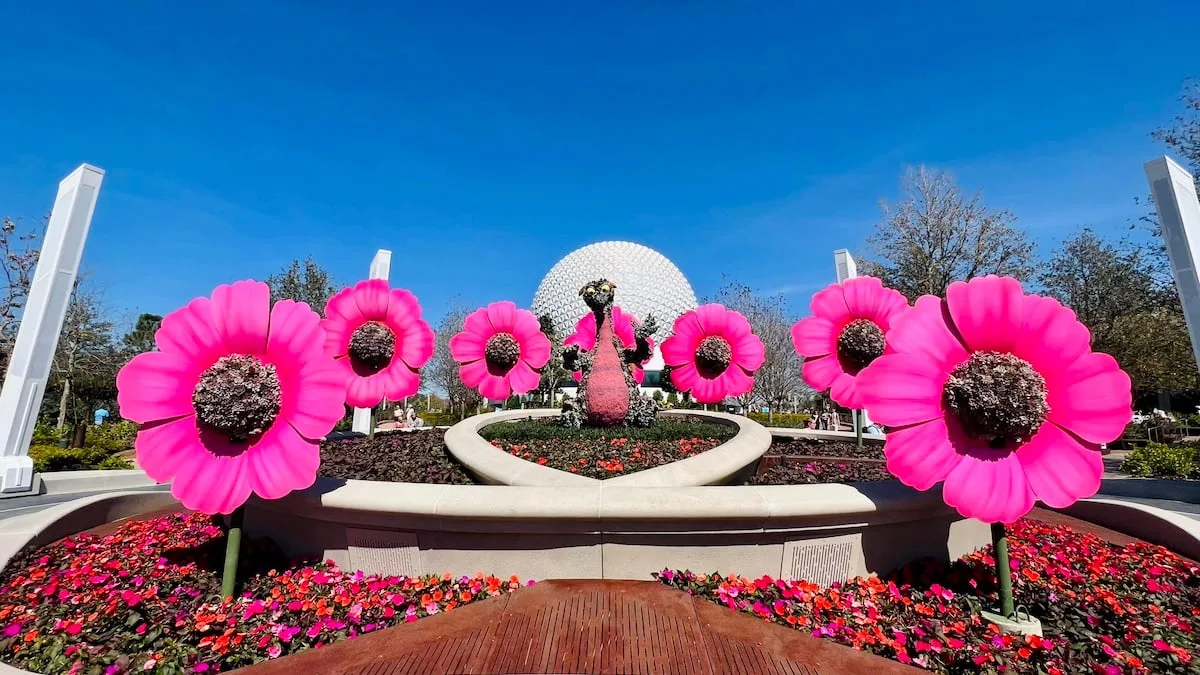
836;319;886;372
192;355;282;442
484;333;521;371
348;322;396;371
943;352;1050;447
695;336;732;378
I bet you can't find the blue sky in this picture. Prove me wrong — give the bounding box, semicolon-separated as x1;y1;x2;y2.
1;1;1197;328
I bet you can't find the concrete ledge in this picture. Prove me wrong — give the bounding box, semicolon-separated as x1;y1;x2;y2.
39;469;160;495
445;408;772;487
1099;476;1200;504
245;478;989;582
1058;497;1200;561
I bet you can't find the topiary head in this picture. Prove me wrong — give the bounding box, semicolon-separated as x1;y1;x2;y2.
579;279;616;312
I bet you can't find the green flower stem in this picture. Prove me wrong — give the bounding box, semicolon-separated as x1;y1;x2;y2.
992;521;1015;618
220;506;244;600
367;407;376;441
855;410;863;449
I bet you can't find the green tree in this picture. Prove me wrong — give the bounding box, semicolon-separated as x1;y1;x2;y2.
863;166;1036;300
48;278;119;429
1039;228;1197;397
536;313;570;405
266;258;339;312
122;313;162;355
426;300;483;417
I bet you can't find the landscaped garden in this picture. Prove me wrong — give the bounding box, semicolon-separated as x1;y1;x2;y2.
319;430;479;484
0;512;1193;673
658;518;1200;674
26;421;137;473
1121;442;1200;480
480;417;735;477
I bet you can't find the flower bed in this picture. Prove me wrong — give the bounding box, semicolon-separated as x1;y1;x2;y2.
0;512;527;673
480;419;735;478
769;437;885;460
750;459;894;485
657;519;1200;674
319;430;480;484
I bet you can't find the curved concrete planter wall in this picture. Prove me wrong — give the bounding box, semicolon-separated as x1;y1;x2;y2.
242;478;991;585
444;408;773;487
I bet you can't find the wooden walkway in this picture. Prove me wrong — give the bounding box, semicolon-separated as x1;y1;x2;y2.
234;580;917;675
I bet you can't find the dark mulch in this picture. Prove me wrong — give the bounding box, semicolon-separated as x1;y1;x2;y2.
319;430;480;484
482;419;735;478
770;437;886;460
750;459;895;485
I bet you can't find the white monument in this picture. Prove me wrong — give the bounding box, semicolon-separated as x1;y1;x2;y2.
833;249;871;430
1145;157;1200;371
352;249;392;434
0;164;104;494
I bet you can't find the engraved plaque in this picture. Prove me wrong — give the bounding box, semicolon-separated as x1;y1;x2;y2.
782;534;860;587
345;528;421;577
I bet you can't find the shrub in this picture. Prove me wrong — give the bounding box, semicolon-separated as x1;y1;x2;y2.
97;455;135;470
1120;442;1198;479
30;423;64;447
83;420;139;453
28;446;110;473
748;412;811;428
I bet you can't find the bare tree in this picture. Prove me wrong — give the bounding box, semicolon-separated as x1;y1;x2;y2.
426;301;482;418
708;282;808;421
1153;77;1200;182
51;277;118;429
862;166;1036;300
0;216;44;367
536;313;569;406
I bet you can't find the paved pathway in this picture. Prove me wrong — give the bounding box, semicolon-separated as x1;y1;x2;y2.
233;580;918;675
1096;495;1200;520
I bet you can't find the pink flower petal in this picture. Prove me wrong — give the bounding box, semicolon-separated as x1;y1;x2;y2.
352;279;391;319
324;286;365;326
479;373;511;401
507;361;542;394
841;276;903;322
397;321;435;369
945;276;1025;353
247;423;321;500
802;355;844;392
668;362;699;392
632;367;646;384
666;312;705;362
339;359;386;408
1045;352;1133;445
386;288;422;325
884;295;969;371
1010;295;1091;375
567;314;596;351
828;371;861;409
730;332;766;372
134;416;204;484
266;300;325;362
856;354;945;427
1018;423;1103;508
519;330;552;369
116;352;199;423
611;307;637;347
462;307;494;340
155;298;223;364
510;308;544;343
883;418;962;491
715;367;754;399
571;370;583;382
380;363;421;401
210;280;271;355
459;359;489;388
791;317;837;358
280;359;345;440
694;304;731;335
691;374;726;404
170;441;253;515
809;284;851;325
942;451;1035;524
449;331;486;362
486;301;518;333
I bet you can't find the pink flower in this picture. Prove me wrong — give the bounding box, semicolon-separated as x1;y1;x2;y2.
117;281;345;515
449;301;551;400
791;276;908;408
660;304;765;404
322;279;435;407
857;276;1133;523
565;306;655;384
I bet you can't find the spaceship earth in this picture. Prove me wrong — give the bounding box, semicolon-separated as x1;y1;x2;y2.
532;241;698;370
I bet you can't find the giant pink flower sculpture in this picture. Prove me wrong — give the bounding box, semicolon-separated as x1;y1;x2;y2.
790;276;908;409
322;279;435;408
660;304;765;404
856;276;1133;524
450;301;551;400
565;306;655;384
116;280;345;515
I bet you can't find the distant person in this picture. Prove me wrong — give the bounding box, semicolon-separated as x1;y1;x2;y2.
93;408;109;426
